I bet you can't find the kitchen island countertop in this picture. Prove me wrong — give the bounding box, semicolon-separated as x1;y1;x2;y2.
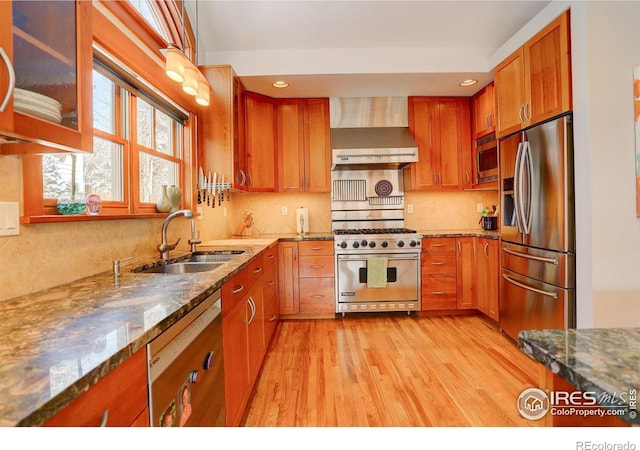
518;327;640;425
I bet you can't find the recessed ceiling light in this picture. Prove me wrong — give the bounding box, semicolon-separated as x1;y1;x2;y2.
273;81;289;88
459;79;478;87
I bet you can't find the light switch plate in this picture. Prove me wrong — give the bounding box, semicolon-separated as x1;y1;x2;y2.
0;202;20;236
407;204;414;214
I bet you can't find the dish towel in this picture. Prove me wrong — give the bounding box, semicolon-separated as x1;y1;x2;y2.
367;257;388;288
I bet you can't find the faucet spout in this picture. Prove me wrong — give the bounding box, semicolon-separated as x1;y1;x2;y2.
158;209;194;260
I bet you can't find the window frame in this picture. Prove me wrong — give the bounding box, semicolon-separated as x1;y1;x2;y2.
21;0;198;223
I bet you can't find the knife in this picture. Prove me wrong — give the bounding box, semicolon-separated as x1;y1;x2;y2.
219;175;224;205
203;173;208;206
198;167;204;204
208;171;212;206
211;172;217;208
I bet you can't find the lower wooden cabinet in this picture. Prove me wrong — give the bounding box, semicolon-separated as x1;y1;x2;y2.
43;348;148;427
421;237;457;310
456;237;475;310
278;240;335;318
475;238;500;321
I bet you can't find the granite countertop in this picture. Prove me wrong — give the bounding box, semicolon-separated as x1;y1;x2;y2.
418;228;500;239
519;328;640;425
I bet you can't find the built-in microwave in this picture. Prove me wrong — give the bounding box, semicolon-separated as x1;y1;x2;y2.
475;132;498;184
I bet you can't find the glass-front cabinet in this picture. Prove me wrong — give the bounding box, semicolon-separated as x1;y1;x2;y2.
0;0;92;153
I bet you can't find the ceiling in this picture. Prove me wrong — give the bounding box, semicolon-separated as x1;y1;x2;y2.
189;1;551;98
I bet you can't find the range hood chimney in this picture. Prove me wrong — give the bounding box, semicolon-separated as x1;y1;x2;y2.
330;97;418;170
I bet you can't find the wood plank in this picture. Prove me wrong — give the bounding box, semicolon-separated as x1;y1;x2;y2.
243;315;543;426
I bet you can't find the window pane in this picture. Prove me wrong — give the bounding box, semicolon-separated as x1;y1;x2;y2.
155;109;172;156
93;71;116;134
139;151;178;203
128;0;170;42
136;98;153;148
43;139;124;202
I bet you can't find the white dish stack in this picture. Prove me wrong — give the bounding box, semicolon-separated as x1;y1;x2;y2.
13;88;62;124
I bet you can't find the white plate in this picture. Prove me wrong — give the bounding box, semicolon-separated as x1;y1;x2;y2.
14;88;62;111
14;101;62;124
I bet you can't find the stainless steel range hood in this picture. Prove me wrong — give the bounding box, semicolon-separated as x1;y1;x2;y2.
330;97;418;170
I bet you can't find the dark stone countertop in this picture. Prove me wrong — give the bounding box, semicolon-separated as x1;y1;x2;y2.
518;327;640;425
0;242;274;427
418;228;500;239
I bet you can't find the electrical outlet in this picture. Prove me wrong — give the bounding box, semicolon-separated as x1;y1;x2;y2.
0;202;20;236
407;204;414;214
281;206;288;216
477;203;484;213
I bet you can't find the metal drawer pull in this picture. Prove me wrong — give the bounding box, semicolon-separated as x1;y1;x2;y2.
269;314;277;322
253;267;263;273
431;261;446;265
100;410;109;427
268;254;275;259
0;47;15;113
431;291;446;295
311;295;325;299
502;274;558;299
268;280;276;286
430;244;445;247
309;247;324;251
232;285;244;294
310;265;324;269
503;247;558;265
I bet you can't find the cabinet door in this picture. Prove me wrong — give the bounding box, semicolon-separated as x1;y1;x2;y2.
524;11;571;125
247;284;265;383
299;277;335;315
1;1;92;153
303;98;332;192
277;99;305;192
456;237;475;309
44;348;148;427
472;82;495;139
484;239;500;321
436;98;467;190
278;242;299;315
408;97;437;190
245;91;277;192
223;298;250;427
494;48;527;137
233;76;248;190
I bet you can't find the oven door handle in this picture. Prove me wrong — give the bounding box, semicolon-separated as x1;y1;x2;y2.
337;255;419;262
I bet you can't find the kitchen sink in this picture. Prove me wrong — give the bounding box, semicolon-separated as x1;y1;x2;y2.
133;250;246;274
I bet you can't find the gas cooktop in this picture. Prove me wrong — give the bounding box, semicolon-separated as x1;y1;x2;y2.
334;228;417;235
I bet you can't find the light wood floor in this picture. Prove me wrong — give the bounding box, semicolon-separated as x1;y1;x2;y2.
243;314;542;427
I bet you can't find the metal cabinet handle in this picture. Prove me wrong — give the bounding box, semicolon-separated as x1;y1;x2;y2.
466;171;470;184
268;280;275;286
484;243;489;258
236;170;247;186
457;242;461;253
247;297;256;324
311;295;324;299
524;102;531;121
0;47;15;113
431;291;445;295
232;284;244;294
269;314;277;322
518;104;525;124
267;254;275;259
100;410;109;427
310;265;324;269
431;261;446;265
309;247;323;251
430;243;445;247
502;247;558;265
253;267;263;273
502;274;558;299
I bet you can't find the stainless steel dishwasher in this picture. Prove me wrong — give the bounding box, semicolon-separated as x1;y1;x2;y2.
147;289;225;427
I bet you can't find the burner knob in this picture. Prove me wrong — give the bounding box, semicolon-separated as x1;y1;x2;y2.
352;242;360;249
339;242;347;249
397;241;405;247
369;241;376;248
361;240;368;247
409;240;418;247
381;241;388;248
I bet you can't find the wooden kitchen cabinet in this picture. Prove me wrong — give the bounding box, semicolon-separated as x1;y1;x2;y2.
262;244;280;347
278;240;335;318
472;82;495;139
0;0;93;154
494;11;571;137
421;237;457;310
408;97;471;191
199;66;248;191
222;253;269;427
277;98;331;193
455;237;475;310
43;348;148;427
475;238;499;321
246;91;277;192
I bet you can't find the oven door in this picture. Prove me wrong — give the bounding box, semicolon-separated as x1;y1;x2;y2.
336;253;420;306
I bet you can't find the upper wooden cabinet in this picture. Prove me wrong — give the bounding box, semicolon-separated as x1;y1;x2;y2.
0;1;92;154
199;66;249;191
277;98;331;193
408;97;471;191
245;91;277;192
471;82;495;139
494;10;571;137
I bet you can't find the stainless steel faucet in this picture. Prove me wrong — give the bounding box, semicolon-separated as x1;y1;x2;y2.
188;218;201;252
158;209;193;260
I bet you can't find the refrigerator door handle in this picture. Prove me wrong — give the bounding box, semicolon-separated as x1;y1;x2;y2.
522;141;534;235
502;274;558;299
513;141;525;233
502;247;559;265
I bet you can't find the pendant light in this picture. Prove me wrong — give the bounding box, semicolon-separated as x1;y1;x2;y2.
196;72;210;106
165;45;186;82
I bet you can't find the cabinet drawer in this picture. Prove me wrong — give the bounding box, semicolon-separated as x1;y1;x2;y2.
263;263;278;302
44;348;148;426
421;253;456;274
422;237;456;253
299;255;334;278
298;240;334;256
421;274;457;310
263;244;278;265
264;292;279;346
299;277;335;314
222;255;264;314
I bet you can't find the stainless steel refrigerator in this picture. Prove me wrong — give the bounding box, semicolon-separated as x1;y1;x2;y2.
499;113;575;341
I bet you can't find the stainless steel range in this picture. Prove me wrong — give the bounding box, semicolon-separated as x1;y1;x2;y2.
330;97;421;316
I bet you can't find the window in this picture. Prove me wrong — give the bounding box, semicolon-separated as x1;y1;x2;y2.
42;60;188;216
128;0;171;42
